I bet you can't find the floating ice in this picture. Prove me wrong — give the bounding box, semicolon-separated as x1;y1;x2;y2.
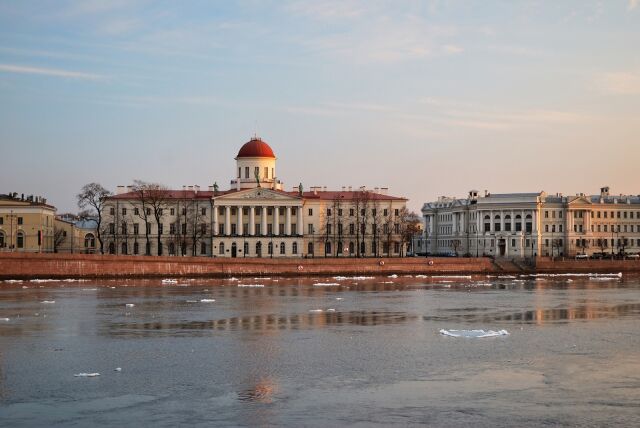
0;318;9;321
415;275;428;278
335;297;343;300
326;308;336;312
440;329;509;338
228;277;240;281
161;279;178;284
237;284;264;288
313;282;340;286
379;281;395;284
114;368;122;372
185;300;199;303
82;288;98;291
309;309;323;313
74;373;100;377
388;274;398;278
254;277;271;280
125;303;135;308
41;300;55;304
333;276;348;281
432;275;472;279
530;272;622;278
31;279;58;283
589;277;619;281
200;299;216;303
3;279;23;283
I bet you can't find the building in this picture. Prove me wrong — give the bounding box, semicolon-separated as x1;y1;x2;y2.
0;193;56;252
102;137;408;258
54;214;99;253
422;187;640;258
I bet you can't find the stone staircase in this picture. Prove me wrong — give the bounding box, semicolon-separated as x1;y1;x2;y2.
492;258;528;273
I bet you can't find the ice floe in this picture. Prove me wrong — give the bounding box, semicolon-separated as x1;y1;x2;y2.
3;279;23;283
125;303;135;308
0;318;9;321
200;299;216;303
237;284;264;288
440;329;509;338
432;275;472;279
30;279;58;283
161;279;178;284
333;276;374;281
309;309;324;313
114;367;122;372
335;297;343;300
388;274;398;278
41;300;55;304
74;373;100;377
185;300;198;303
313;282;340;286
326;308;336;312
530;272;622;278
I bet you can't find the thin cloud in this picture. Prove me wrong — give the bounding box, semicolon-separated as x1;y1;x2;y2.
598;71;640;95
629;0;639;11
0;64;105;80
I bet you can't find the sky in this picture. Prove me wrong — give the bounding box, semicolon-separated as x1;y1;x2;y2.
0;0;639;214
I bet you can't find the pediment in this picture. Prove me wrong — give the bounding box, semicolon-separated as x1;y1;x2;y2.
567;196;593;205
214;187;300;202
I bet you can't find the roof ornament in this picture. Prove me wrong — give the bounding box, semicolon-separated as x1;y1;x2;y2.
298;183;303;197
254;168;261;188
213;182;219;194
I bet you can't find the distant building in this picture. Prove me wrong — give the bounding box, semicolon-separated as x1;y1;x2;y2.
0;193;56;252
102;137;409;258
422;187;640;258
55;214;98;253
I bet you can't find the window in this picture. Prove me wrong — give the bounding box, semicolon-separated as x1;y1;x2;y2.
308;224;314;234
121;243;128;255
146;242;151;255
256;224;261;235
383;242;389;254
108;242;115;254
219;243;225;255
133;242;139;255
268;242;273;255
267;224;273;235
146;223;152;234
349;209;354;216
325;242;331;254
338;209;343;216
245;166;249;178
231;224;237;235
121;222;127;234
238;167;241;178
170;208;175;216
395;209;399;216
308;208;313;216
147;208;151;215
170;223;176;235
182;223;187;234
134;208;139;215
349;242;355;254
338;223;343;235
109;223;115;234
201;208;206;216
545;211;549;218
17;231;24;249
308;242;314;254
279;223;284;235
254;167;259;179
244;242;249;255
110;207;115;216
280;242;286;254
122;208;127;215
384;209;388;216
349;224;355;234
292;242;298;254
327;224;332;234
265;167;268;179
0;217;3;225
201;223;207;234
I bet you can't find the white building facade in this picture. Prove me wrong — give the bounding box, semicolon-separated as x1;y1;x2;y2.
103;138;408;258
422;188;640;258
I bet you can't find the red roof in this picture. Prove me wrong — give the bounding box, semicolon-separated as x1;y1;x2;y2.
236;138;276;158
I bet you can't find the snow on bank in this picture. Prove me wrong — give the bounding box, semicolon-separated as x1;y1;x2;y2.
74;373;100;377
440;329;509;338
313;283;341;286
237;284;264;288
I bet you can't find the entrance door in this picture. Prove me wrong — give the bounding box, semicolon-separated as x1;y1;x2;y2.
231;242;237;258
256;242;262;258
498;239;506;256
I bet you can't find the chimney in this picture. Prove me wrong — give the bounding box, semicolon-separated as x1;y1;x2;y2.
313;187;318;195
208;186;214;191
194;185;200;194
323;186;327;192
374;187;379;193
183;185;187;190
116;185;125;195
188;186;193;191
341;186;346;191
127;186;133;192
380;187;388;195
348;186;352;192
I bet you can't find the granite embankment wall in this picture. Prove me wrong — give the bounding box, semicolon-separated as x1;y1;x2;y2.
535;257;640;273
0;253;498;279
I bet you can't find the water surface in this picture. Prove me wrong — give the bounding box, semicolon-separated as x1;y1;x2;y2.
1;274;639;427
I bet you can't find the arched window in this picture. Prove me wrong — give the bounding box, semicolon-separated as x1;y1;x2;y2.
494;215;501;232
337;241;343;256
16;231;24;249
525;214;533;233
84;233;95;249
292;242;298;254
219;242;225;255
515;215;522;232
121;242;128;255
504;215;512;231
280;242;285;254
244;242;249;255
108;242;115;254
484;215;491;233
308;242;314;255
349;242;355;255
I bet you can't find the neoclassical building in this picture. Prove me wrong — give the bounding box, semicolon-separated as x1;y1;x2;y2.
422;187;640;258
103;137;408;258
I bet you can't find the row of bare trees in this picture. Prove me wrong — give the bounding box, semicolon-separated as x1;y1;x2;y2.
316;191;420;257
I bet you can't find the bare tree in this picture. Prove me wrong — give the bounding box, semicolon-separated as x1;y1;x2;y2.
77;183;112;254
353;189;371;258
398;209;421;257
188;200;208;256
371;200;384;257
131;180;170;256
53;226;66;253
451;239;462;257
383;206;395;257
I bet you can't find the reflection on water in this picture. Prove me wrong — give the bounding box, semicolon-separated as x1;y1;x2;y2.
104;311;414;337
237;377;278;403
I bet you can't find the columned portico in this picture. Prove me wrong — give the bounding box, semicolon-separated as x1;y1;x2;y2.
273;206;280;236
249;206;255;235
224;205;231;236
285;206;292;235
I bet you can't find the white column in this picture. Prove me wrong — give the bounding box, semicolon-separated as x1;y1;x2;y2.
224;205;231;236
213;205;219;236
521;209;525;233
237;206;243;236
285;206;292;236
533;209;538;233
297;206;303;235
249;206;255;236
261;206;267;236
490;210;495;233
273;206;280;236
500;210;504;232
510;210;515;233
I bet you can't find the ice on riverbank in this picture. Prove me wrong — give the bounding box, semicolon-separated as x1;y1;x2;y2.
200;299;216;302
530;272;622;278
161;279;178;284
41;300;55;304
125;303;135;307
440;329;509;338
237;284;264;288
432;275;472;279
0;317;9;321
74;372;100;377
313;283;340;286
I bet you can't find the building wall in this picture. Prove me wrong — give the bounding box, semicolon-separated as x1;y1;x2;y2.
0;199;56;252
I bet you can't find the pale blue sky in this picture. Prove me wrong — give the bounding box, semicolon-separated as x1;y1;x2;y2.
1;0;639;212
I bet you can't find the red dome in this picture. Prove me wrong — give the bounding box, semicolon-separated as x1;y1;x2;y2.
236;138;275;158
